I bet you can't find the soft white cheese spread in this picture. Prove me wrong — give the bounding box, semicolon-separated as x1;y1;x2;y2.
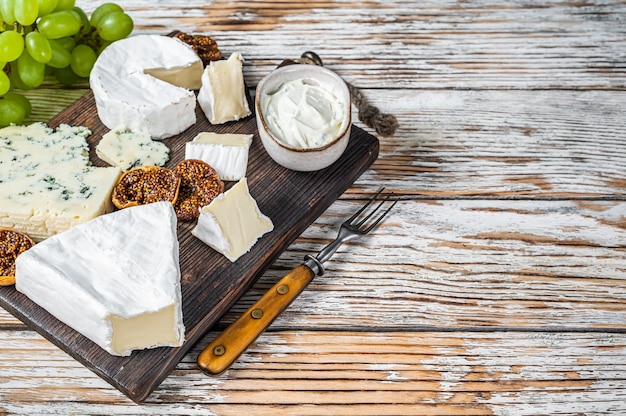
261;78;345;149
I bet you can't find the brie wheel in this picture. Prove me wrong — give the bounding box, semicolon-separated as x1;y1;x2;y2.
90;35;203;140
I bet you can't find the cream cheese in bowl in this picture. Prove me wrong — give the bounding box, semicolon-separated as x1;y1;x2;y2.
261;78;345;149
255;64;352;171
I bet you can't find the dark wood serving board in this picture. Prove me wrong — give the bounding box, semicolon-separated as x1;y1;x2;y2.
0;89;379;402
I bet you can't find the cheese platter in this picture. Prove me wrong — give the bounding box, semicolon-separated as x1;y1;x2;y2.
0;66;379;404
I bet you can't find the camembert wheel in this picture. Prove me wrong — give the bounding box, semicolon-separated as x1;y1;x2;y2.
112;166;181;209
0;229;35;286
174;159;224;221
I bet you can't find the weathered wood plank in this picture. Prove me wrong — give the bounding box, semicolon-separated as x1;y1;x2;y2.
353;89;626;197
1;330;625;415
94;0;626;90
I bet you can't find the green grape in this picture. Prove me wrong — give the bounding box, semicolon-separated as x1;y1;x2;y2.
17;49;45;88
0;0;15;24
70;44;95;77
4;91;31;117
38;0;58;16
0;95;28;127
54;64;78;85
25;31;52;63
89;2;122;27
0;68;9;96
8;62;31;89
14;0;39;26
46;38;71;68
55;36;75;52
97;11;133;42
72;6;90;35
37;10;81;39
53;0;74;11
0;30;24;62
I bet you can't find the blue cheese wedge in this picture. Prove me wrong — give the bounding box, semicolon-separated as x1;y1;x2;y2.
15;201;185;357
90;35;203;140
197;52;251;124
185;132;252;181
0;123;121;242
192;177;273;262
96;125;170;171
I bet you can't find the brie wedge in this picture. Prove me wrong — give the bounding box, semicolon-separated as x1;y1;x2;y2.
0;123;121;242
185;132;252;181
192;177;273;262
96;125;170;171
197;52;251;124
90;35;203;140
15;201;185;356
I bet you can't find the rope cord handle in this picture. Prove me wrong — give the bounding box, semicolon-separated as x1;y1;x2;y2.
298;51;399;137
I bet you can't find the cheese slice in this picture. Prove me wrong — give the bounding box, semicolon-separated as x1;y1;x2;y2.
15;201;185;356
192;177;273;262
0;123;121;242
197;52;251;124
89;35;203;140
96;125;170;171
185;132;252;181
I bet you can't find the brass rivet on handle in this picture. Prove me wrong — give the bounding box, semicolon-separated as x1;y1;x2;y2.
251;308;263;319
276;284;289;295
213;345;225;356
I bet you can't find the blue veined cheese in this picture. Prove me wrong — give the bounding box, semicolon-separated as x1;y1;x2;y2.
192;177;273;262
0;123;121;242
90;35;203;140
197;52;251;125
185;132;252;181
96;125;170;171
15;201;185;357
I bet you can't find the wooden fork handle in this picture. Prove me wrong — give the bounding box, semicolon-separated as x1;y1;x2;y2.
197;264;316;375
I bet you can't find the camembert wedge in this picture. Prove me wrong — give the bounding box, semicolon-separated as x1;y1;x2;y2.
15;201;185;356
192;177;273;262
197;52;251;125
185;132;252;181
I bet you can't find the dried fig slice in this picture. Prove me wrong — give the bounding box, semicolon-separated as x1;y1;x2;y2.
173;159;224;221
112;165;181;209
0;228;35;286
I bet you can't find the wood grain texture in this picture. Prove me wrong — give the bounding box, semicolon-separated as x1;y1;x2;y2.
2;0;626;414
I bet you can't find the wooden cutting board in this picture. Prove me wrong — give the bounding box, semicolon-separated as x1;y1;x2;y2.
0;89;379;402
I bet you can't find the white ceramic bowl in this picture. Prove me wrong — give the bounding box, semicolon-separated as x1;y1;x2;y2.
255;64;351;171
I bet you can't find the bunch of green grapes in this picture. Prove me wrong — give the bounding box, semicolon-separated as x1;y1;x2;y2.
0;1;133;127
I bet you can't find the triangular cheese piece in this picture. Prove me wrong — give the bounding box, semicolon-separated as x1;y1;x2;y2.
15;201;184;356
192;177;273;262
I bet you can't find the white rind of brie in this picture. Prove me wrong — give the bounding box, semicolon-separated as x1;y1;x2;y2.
197;52;251;125
185;132;252;181
15;201;185;356
192;177;273;262
90;35;203;140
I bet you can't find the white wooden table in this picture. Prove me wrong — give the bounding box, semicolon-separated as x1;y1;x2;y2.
1;1;625;414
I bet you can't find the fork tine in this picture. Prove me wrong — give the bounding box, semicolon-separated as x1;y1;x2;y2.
345;187;385;225
353;193;388;228
362;194;398;233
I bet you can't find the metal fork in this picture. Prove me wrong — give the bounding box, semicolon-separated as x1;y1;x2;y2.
198;188;398;375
